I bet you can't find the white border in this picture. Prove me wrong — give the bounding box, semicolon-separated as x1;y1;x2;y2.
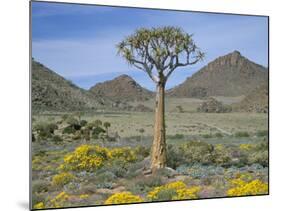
0;0;280;211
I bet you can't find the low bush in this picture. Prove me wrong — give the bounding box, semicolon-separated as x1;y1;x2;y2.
104;192;143;205
167;144;184;169
103;159;128;178
95;171;117;182
256;130;268;137
179;141;214;165
147;181;201;201
96;182;114;189
134;146;150;159
52;172;76;187
34;123;58;139
51;135;63;143
59;145;137;172
212;144;232;166
62;125;76;134
227;178;268;196
202;134;212;138
248;151;268;167
234;131;250;137
168;134;184;139
240;142;268;167
80;120;88;127
215;132;223;138
61;114;69;121
176;164;225;179
32;180;49;193
33;202;45;209
49;191;70;208
129;175;164;194
167;140;268;168
92;126;106;139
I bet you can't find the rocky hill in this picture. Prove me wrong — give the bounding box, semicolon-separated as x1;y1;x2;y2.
167;51;268;98
233;82;268;113
32;60;109;112
89;74;153;101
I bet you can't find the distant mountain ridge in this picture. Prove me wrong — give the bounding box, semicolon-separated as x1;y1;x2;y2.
32;60;110;112
89;74;153;101
167;51;268;98
32;51;268;112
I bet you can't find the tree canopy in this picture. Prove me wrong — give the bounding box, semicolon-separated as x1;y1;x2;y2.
117;26;204;84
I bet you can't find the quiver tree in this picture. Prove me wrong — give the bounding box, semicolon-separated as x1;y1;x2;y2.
117;26;204;172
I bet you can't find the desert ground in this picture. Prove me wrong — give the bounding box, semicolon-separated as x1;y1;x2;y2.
31;97;268;209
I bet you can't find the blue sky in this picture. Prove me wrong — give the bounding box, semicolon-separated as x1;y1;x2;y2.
32;1;268;91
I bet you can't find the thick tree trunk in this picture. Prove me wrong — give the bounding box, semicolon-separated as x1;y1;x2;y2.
151;82;167;172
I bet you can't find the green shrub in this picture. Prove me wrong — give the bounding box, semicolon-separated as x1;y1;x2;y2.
86;122;95;130
138;128;145;133
235;131;250;137
32;192;46;208
48;123;58;133
52;135;63;143
34;123;58;139
248;151;268;167
94;119;103;127
73;132;82;140
62;125;76;134
167;144;184;169
135;146;150;158
104;122;111;129
254;141;268;151
179;141;214;165
32;180;49;193
215;132;223;138
80;120;88;127
61;114;69;121
154;188;178;201
202;134;212;138
247;141;268;166
92;126;106;139
138;175;164;188
212;144;232;166
154;168;176;178
96;171;117;182
176;105;184;113
168;134;184;139
96;182;114;189
52;172;76;187
125;162;144;179
256;130;268;137
103;159;128;178
95;170;117;189
127;175;164;195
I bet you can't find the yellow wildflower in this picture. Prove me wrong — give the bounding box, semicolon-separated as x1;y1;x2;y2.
60;145;137;171
52;172;75;187
227;179;268;196
147;181;201;201
104;192;143;205
79;194;89;199
33;202;44;209
50;192;70;208
239;144;253;151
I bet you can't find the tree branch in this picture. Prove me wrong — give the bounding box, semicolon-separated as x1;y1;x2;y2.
130;58;159;83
